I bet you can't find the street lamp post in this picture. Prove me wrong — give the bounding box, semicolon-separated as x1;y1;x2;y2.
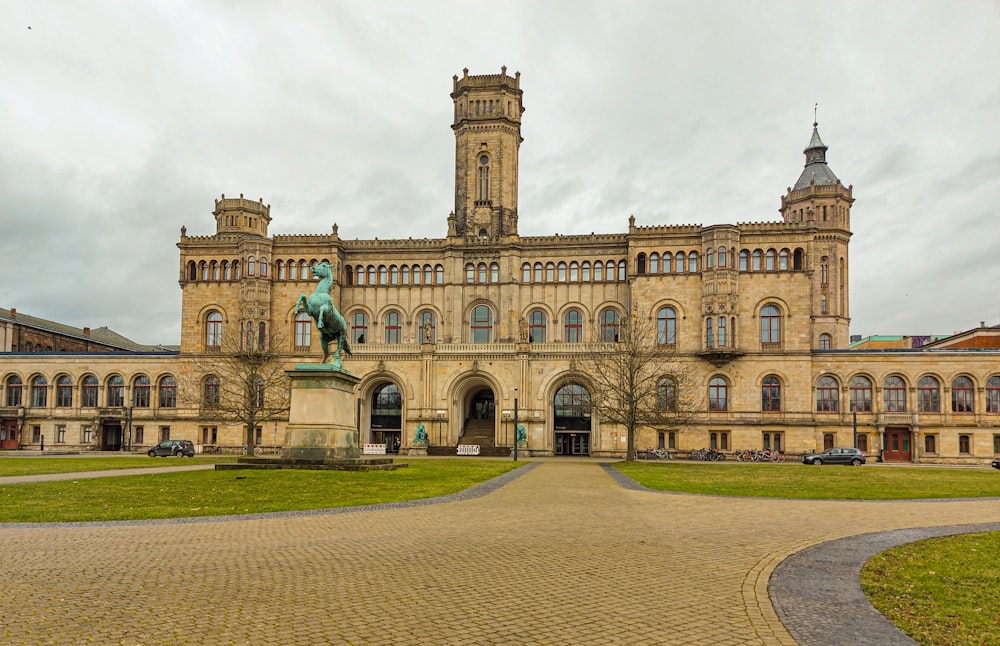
513;388;519;462
436;410;445;446
851;402;858;449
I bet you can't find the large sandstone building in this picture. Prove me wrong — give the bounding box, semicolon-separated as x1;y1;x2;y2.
2;69;999;463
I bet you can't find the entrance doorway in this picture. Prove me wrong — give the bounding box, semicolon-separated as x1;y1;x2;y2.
554;384;591;456
371;383;402;453
468;389;495;421
101;422;122;451
1;420;18;449
882;428;912;462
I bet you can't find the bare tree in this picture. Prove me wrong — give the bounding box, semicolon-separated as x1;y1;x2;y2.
181;327;291;452
579;313;702;461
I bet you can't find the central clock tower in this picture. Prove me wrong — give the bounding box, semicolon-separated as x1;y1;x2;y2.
450;67;524;242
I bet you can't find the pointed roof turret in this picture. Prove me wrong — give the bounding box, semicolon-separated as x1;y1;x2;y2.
792;120;840;191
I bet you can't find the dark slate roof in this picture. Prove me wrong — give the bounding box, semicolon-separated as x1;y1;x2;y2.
0;307;151;352
792;125;841;191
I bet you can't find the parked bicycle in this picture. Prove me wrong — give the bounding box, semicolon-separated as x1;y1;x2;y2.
635;447;673;460
735;448;785;463
690;447;726;461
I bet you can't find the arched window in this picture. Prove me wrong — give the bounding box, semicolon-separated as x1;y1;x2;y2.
952;376;975;413
569;261;579;281
718;246;727;268
56;375;73;407
917;376;940;412
223;260;231;280
716;316;727;347
205;311;223;348
557;261;567;282
300;260;309;280
760;305;781;345
355;265;365;285
849;376;873;412
816;376;840;412
294;312;311;348
378;265;387;285
247;256;256;276
661;252;672;274
5;375;23;407
706;247;714;269
581;261;591;281
705;318;713;348
778;249;790;270
793;248;804;270
252;376;265;408
465;263;475;283
350;312;369;344
594;261;604;281
618;259;627;280
739;250;749;271
277;260;286;280
200;261;208;281
820;257;829;285
435;265;444;284
675;252;685;273
81;375;98;407
819;333;832;350
469;305;493;343
545;262;555;282
478;263;488;283
687;252;698;273
554;384;591;429
752;249;762;271
259;257;268;277
417;310;436;343
384;311;402;344
528;309;547;343
987;376;1000;413
564;310;583;343
762;375;781;411
657;307;677;346
477;154;490;201
389;265;399;285
649;253;659;274
367;265;376;285
521;263;531;282
765;249;776;271
203;376;220;406
107;375;125;407
657;377;677;411
187;261;197;281
599;309;620;342
636;253;647;274
232;260;240;279
411;264;421;285
132;375;151;408
884;376;906;412
533;262;543;282
159;376;177;408
211;261;219;280
708;376;728;411
401;265;410;284
30;376;48;408
372;383;403;430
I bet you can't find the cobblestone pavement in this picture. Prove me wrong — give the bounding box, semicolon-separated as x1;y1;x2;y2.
2;461;1000;645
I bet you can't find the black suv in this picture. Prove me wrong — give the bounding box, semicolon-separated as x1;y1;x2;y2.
148;439;195;457
801;447;866;466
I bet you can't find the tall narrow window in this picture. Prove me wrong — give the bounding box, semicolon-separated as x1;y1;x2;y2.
350;312;369;344
708;376;728;411
384;311;402;344
132;375;151;408
752;249;762;271
470;305;493;343
478;263;487;283
820;257;829;285
81;375;98;408
294;312;312;347
687;253;697;273
778;249;789;270
952;376;975;413
987;376;1000;413
389;265;399;285
581;261;591;281
56;375;73;407
247;256;256;276
762;375;781;411
705;318;713;348
819;333;832;350
816;376;839;412
435;265;444;284
412;264;421;285
557;262;567;282
31;376;48;408
466;263;475;283
618;260;627;280
203;376;220;406
918;376;941;412
663;253;672;274
599;309;620;342
564;310;583;343
545;262;555;282
658;377;677;411
648;253;659;274
594;261;603;281
477;154;490;201
717;317;726;347
107;375;124;407
401;265;410;284
760;305;781;346
528;309;547;343
884;376;906;412
675;252;685;273
159;376;177;408
490;262;499;283
205;311;223;348
657;307;677;346
5;375;23;407
569;262;579;281
718;246;727;268
522;263;532;282
765;249;776;271
849;376;873;412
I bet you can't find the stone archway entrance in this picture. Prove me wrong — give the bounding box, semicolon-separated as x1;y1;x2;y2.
554;384;591;456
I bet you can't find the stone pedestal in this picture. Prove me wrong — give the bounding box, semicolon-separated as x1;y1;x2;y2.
283;365;361;460
407;440;429;456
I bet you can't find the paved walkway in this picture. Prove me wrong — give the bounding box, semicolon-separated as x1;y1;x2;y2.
2;461;999;645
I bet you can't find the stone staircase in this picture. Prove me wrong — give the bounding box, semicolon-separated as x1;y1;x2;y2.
426;417;512;457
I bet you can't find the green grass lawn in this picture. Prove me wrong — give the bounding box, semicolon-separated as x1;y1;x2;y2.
0;456;235;477
614;461;1000;499
0;459;522;522
862;531;1000;645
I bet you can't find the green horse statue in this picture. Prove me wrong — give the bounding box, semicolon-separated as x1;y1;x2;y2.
296;261;352;369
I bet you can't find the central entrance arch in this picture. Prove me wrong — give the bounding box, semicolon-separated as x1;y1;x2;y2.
468;388;495;421
554;383;591;456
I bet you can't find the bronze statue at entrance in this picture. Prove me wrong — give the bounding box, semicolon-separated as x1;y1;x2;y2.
296;261;352;369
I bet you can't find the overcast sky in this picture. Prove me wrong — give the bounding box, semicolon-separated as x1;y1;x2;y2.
3;1;998;345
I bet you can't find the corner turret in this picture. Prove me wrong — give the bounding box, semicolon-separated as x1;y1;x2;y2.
214;194;271;237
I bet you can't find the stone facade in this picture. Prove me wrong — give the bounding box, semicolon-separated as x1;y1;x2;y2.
2;69;998;463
